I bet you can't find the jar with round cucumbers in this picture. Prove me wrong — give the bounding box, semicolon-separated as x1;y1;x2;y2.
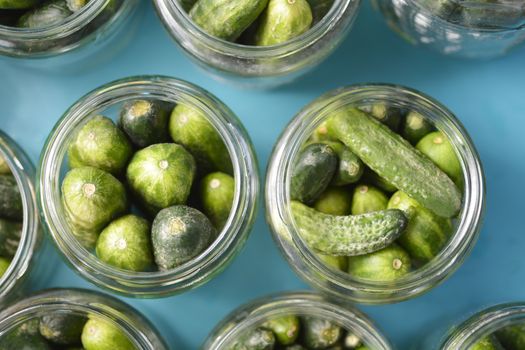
152;0;361;87
372;0;525;59
0;288;167;350
266;84;485;304
0;0;141;71
203;291;392;349
38;76;259;297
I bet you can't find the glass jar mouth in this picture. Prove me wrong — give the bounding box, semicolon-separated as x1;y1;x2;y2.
266;83;486;304
204;291;392;350
154;0;359;59
0;131;40;301
38;75;259;296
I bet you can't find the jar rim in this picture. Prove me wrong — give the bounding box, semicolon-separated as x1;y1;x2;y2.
265;83;486;304
38;75;259;296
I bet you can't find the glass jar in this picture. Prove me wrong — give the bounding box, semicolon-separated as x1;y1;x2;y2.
0;0;141;71
38;75;260;297
152;0;361;88
202;291;393;349
265;83;485;304
372;0;525;59
0;288;167;349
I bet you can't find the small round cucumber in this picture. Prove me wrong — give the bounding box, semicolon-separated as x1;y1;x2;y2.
351;185;388;215
416;131;462;185
321;141;364;186
68;115;132;175
234;328;276;350
96;215;154;272
402;111;434;145
0;154;10;174
496;324;525;350
365;103;403;132
0;256;10;277
152;205;216;270
291;143;337;205
66;0;88;12
313;187;351;216
119;99;170;148
262;315;300;345
0;0;41;10
200;172;234;230
254;0;313;46
81;317;135;350
347;244;411;282
18;0;72;28
302;316;342;349
471;335;505;350
39;313;87;345
169;104;232;174
0;174;23;221
126;143;196;209
316;252;347;271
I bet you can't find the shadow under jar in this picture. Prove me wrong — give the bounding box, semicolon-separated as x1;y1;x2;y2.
38;75;259;297
372;0;525;59
203;291;392;349
152;0;361;88
266;84;485;304
0;288;167;349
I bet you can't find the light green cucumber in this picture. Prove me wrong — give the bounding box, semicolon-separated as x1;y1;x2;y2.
496;323;525;350
302;317;342;349
351;185;388;215
470;335;504;350
18;0;72;28
314;187;351;216
402;111;434;145
119;99;170;148
347;244;411;281
416;131;462;185
0;175;23;221
291;200;407;256
0;218;22;258
262;315;300;345
0;154;10;174
0;256;10;277
326;107;461;218
316;252;347;271
81;317;135;350
0;0;41;9
200;172;235;230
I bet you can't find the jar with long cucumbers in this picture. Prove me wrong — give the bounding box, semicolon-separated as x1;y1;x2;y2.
266;84;485;304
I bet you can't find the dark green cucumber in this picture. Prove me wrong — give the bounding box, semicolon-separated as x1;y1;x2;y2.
152;205;216;270
262;315;300;345
320;141;363;186
39;313;87;345
119;99;170;148
291;143;337;205
0;10;24;26
179;0;196;11
306;0;333;24
81;317;135;350
0;217;22;258
291;200;407;256
0;154;10;174
326;107;461;218
233;328;276;350
416;131;462;185
351;185;388;215
471;335;505;350
313;187;351;216
0;175;23;221
0;256;10;277
496;324;525;350
302;317;342;349
0;0;41;9
18;0;72;28
0;321;51;350
200;172;235;230
347;244;411;282
362;103;403;131
189;0;269;41
402;111;434;145
362;167;397;193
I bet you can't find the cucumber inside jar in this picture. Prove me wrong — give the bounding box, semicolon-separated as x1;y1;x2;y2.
61;98;235;273
466;322;525;350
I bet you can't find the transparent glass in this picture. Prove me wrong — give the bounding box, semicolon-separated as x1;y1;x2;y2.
0;288;167;349
202;291;393;349
38;75;260;297
152;0;361;88
265;83;485;304
372;0;525;59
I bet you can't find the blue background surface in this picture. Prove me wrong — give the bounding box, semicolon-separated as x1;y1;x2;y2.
1;1;525;349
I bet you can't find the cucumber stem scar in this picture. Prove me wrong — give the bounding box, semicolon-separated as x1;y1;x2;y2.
433;136;444;145
359;185;368;194
82;183;96;197
210;179;221;189
169;218;186;234
392;258;403;270
159;160;169;170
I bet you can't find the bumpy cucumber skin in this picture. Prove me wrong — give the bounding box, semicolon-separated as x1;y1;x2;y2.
126;143;196;209
200;172;235;230
291;143;337;205
416;131;462;185
255;0;313;46
0;256;10;276
119;99;170;148
470;335;505;350
0;155;10;174
0;0;40;9
169;104;232;175
388;191;452;263
363;167;397;193
351;185;388;215
314;187;351;216
402;111;434;145
190;0;269;41
0;219;21;258
96;215;154;272
302;317;342;349
18;0;72;28
291;201;407;256
262;315;300;345
233;328;276;350
39;313;87;345
81;317;135;350
347;244;411;282
0;175;23;221
496;324;525;350
326;108;461;218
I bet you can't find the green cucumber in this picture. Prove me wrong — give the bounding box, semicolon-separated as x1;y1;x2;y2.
306;0;332;24
262;315;300;345
470;335;504;350
496;324;525;350
291;200;407;256
362;103;403;132
0;0;41;9
402;111;434;145
18;0;72;28
169;104;232;174
0;218;22;258
313;187;351;216
326;107;461;218
0;175;23;221
254;0;313;46
0;154;10;174
310;121;336;142
39;313;87;345
119;99;170;148
66;0;88;12
96;215;154;272
347;244;411;281
344;332;363;348
351;185;388;215
233;328;276;350
316;252;347;271
81;317;135;350
416;131;462;185
320;141;363;186
355;346;370;350
291;143;337;204
200;172;235;230
126;143;196;209
0;256;10;277
362;167;397;193
0;320;51;350
152;205;216;270
388;191;452;263
302;317;342;349
189;0;269;41
68;116;132;175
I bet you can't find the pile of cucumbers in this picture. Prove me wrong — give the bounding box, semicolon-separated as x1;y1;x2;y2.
62;99;234;272
471;323;525;350
183;0;333;46
230;314;370;350
0;311;136;350
0;154;22;280
291;104;463;282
